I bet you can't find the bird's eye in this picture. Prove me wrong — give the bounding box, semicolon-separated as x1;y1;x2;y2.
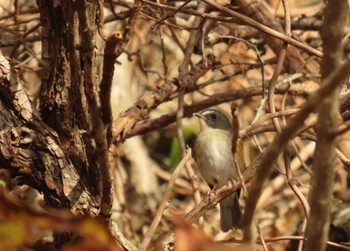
211;114;217;119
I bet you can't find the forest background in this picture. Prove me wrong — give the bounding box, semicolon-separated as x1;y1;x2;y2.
0;0;350;251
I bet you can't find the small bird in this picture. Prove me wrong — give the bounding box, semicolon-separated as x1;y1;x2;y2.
193;109;242;232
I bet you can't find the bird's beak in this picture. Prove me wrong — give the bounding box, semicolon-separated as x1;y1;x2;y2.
193;112;205;121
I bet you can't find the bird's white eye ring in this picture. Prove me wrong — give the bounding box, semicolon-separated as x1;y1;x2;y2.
211;114;217;119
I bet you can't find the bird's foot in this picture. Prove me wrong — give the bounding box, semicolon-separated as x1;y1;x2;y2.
228;178;236;188
207;189;217;204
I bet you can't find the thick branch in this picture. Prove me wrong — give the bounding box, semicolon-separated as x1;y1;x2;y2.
185;152;262;223
122;84;309;140
99;32;124;126
0;52;98;213
303;1;348;250
111;55;216;142
76;0;112;218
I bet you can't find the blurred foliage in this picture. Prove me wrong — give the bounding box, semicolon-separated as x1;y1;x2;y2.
169;127;198;170
1;0;350;250
0;188;120;251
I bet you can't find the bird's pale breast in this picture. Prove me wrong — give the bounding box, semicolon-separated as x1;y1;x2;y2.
194;128;236;188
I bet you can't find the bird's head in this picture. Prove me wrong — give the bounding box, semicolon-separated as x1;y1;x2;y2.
194;109;231;131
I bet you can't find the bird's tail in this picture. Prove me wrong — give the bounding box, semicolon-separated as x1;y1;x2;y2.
219;192;242;232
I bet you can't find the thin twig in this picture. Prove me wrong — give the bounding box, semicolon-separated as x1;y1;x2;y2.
200;0;322;58
185;152;263;224
262;236;350;250
257;225;268;251
231;103;248;195
176;91;201;205
139;149;192;251
122;86;307;141
242;57;350;242
176;1;207;206
144;0;322;57
281;88;311;230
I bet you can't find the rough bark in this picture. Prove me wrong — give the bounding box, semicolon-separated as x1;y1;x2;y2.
0;51;98;213
37;0;112;216
303;1;348;250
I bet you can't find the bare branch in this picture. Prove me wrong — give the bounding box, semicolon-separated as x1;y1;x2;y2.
304;1;348;250
242;56;350;242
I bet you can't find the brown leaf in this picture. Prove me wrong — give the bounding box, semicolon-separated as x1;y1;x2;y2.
0;188;120;250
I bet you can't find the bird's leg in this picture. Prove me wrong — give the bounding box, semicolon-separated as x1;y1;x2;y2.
208;180;218;204
228;178;235;187
227;178;241;198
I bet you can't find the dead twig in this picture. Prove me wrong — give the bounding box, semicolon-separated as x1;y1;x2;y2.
242;56;350;242
139;149;192;251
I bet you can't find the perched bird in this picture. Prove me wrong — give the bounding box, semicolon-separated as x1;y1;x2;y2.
193;109;242;232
